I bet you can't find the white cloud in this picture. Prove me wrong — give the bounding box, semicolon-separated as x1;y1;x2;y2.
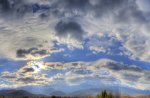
0;10;67;60
0;0;150;62
0;59;149;90
64;59;150;90
123;32;150;61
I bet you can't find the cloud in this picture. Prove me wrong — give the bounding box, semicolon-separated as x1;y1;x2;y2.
0;61;54;88
54;20;85;49
17;48;47;58
0;71;53;88
79;0;150;61
123;33;150;61
0;13;63;60
87;34;122;54
136;0;150;13
64;59;149;90
0;0;150;62
55;20;85;41
1;59;149;90
0;0;32;18
87;59;150;90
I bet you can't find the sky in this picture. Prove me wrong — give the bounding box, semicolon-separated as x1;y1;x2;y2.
0;0;150;96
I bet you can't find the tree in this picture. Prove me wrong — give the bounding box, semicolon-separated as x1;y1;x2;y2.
108;93;115;98
96;90;115;98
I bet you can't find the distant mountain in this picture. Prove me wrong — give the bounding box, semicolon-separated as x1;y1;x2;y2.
68;87;150;97
133;95;150;98
18;86;55;95
69;88;102;97
50;91;66;96
0;89;149;98
0;89;35;96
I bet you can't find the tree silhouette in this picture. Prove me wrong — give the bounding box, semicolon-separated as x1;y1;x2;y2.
96;90;115;98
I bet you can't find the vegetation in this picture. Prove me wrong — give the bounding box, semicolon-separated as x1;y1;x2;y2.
0;96;74;98
96;90;115;98
0;90;149;98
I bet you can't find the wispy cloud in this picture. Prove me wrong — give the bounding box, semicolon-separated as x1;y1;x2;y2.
0;59;149;90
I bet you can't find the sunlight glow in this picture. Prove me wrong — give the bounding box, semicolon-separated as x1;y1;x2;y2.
29;61;46;72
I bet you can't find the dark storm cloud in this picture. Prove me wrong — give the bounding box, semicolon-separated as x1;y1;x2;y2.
0;0;147;22
16;76;50;84
51;0;124;16
102;61;142;72
80;0;147;23
22;68;34;74
92;0;125;16
0;0;32;17
50;0;131;17
46;0;100;18
17;77;35;83
54;0;147;23
0;0;147;24
17;76;45;84
54;0;91;12
55;20;85;40
0;0;10;11
16;48;48;58
113;1;147;23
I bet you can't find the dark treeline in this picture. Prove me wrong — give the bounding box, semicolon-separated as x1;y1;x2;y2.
0;90;135;98
95;90;120;98
0;96;78;98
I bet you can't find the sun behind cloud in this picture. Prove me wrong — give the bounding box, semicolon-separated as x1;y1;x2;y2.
18;60;47;75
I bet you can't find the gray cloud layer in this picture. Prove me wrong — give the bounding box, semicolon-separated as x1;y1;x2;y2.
0;0;150;61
